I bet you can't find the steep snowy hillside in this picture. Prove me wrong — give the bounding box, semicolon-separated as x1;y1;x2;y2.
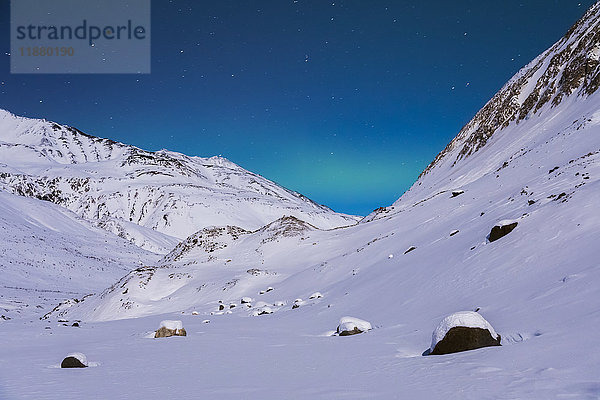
0;189;157;321
0;109;358;253
418;1;600;190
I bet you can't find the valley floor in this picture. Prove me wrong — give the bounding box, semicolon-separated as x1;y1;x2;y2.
1;308;599;400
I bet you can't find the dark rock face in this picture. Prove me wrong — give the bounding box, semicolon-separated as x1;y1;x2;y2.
338;327;363;336
430;326;501;355
61;357;87;368
489;222;518;242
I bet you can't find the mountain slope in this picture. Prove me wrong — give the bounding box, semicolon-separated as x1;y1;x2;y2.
0;109;358;253
0;189;157;321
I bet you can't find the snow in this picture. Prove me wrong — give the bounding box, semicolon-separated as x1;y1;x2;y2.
1;5;600;398
337;317;372;334
496;219;518;227
159;320;183;331
430;311;498;351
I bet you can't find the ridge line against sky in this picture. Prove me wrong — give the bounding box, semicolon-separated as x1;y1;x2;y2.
0;0;595;216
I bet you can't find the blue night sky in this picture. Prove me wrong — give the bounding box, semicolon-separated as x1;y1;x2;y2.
0;1;595;216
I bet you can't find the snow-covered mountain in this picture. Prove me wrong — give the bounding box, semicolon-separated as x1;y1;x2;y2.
1;4;600;400
0;110;358;253
0;189;157;321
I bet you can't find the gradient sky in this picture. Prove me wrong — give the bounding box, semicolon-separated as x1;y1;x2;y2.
0;1;595;216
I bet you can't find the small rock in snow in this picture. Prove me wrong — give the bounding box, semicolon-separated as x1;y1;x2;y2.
336;317;372;336
404;246;417;254
155;320;186;338
309;292;323;299
61;353;88;368
252;306;273;316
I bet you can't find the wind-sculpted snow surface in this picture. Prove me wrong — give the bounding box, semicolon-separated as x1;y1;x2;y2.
0;109;358;253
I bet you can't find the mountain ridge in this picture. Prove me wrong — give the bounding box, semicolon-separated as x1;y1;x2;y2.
0;109;358;253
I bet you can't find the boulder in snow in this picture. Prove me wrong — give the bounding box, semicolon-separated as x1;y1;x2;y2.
336;317;372;336
309;292;323;299
429;311;501;355
451;190;464;197
241;296;252;304
154;320;187;338
61;353;88;368
292;298;304;309
489;220;518;242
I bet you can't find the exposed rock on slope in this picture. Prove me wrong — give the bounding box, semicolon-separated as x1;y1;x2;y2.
421;3;600;177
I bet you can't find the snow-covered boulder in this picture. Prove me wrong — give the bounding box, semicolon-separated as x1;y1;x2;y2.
336;317;372;336
309;292;323;299
489;220;518;242
154;320;187;338
429;311;501;355
241;296;252;304
292;298;304;309
61;353;88;368
252;306;273;316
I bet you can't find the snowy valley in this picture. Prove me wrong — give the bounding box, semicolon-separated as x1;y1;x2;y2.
1;3;600;400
